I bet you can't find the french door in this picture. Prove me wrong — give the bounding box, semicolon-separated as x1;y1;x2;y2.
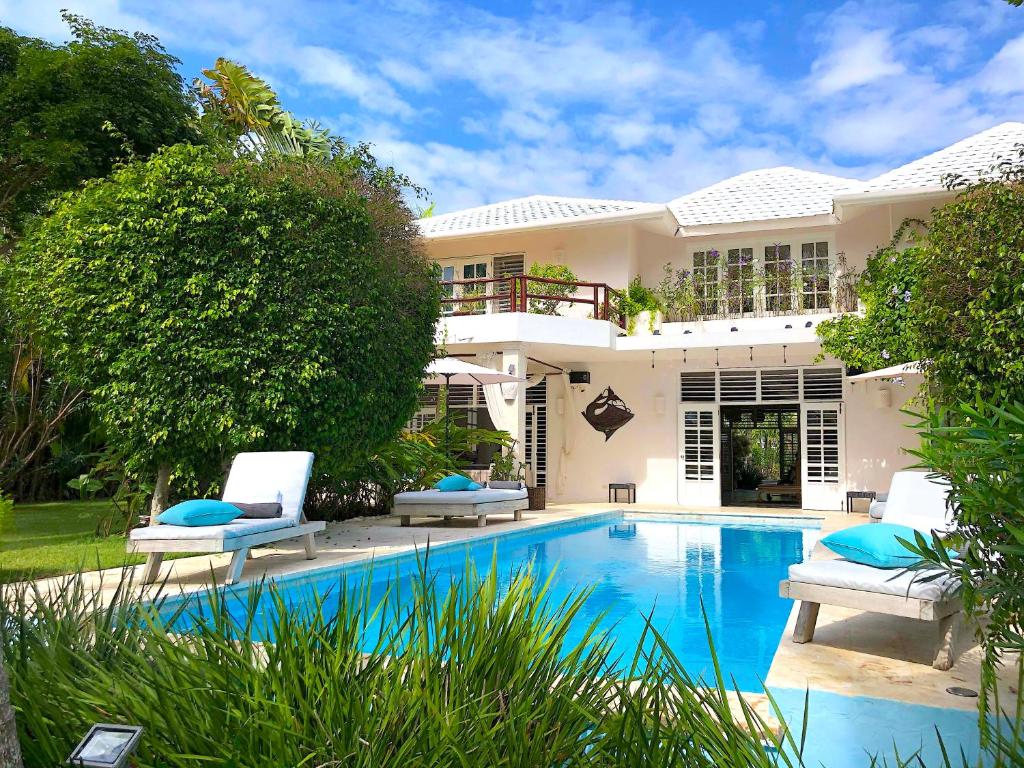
801;403;845;510
678;405;721;507
440;259;489;314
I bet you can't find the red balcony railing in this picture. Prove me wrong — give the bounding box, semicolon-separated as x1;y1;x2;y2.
439;275;624;327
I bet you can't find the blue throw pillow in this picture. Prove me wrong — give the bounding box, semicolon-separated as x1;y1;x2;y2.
820;523;924;569
466;481;483;491
158;499;243;527
434;474;474;492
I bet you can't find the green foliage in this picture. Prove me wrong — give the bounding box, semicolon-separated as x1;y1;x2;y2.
312;418;511;520
2;564;810;768
915;179;1024;403
527;262;578;315
906;400;1024;719
656;263;701;322
9;143;440;492
489;440;526;482
195;58;330;161
816;223;924;373
0;13;197;238
616;277;663;334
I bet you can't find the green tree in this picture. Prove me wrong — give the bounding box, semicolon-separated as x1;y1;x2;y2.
0;13;197;240
816;222;924;374
195;58;330;161
9;143;440;513
915;176;1024;404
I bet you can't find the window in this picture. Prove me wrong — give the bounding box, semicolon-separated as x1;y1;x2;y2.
692;250;719;316
725;247;754;314
801;242;831;311
440;265;456;315
764;244;793;312
461;261;488;315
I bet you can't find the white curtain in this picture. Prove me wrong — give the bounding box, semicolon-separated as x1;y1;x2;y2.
557;372;580;495
479;352;544;436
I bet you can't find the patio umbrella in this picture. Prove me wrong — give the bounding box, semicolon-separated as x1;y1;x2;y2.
423;357;526;459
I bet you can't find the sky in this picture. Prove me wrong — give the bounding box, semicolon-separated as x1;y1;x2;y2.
3;0;1024;214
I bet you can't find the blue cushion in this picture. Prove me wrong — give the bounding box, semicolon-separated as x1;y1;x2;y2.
820;523;925;569
434;474;474;492
466;481;483;491
158;499;243;527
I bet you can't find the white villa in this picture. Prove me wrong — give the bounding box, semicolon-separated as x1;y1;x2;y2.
414;122;1024;511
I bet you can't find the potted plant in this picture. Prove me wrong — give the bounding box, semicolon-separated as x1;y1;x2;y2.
655;263;700;322
616;277;663;335
488;443;525;489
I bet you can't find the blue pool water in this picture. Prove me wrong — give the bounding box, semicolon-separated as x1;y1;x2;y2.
167;513;816;691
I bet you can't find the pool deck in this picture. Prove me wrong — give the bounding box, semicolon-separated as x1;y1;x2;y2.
26;501;1020;756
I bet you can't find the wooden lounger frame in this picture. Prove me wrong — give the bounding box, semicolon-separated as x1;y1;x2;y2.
395;498;529;528
130;517;326;586
779;579;962;670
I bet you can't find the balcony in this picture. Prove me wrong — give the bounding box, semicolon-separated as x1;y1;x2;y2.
440;275;625;327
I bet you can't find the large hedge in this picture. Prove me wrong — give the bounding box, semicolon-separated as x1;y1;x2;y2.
819;178;1024;405
915;180;1024;403
10;143;440;496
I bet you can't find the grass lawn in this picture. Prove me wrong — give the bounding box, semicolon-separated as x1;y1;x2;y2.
0;499;189;583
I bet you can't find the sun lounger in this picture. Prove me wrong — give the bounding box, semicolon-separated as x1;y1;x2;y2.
779;470;961;669
392;485;529;527
129;451;324;585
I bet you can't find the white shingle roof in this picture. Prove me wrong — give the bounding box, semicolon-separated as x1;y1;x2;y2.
860;122;1024;193
668;167;862;227
416;194;664;238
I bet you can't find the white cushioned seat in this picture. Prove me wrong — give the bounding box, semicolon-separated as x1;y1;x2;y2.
788;559;957;602
393;488;528;506
130;517;295;541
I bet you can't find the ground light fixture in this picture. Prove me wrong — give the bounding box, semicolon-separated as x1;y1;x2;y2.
67;724;143;767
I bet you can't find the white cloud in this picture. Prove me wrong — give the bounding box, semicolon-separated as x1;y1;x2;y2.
977;34;1024;94
811;29;906;95
295;46;415;118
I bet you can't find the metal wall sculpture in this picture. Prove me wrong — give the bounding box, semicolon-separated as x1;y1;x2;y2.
582;387;634;441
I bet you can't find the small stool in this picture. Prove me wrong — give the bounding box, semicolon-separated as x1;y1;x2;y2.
608;482;636;504
846;489;876;514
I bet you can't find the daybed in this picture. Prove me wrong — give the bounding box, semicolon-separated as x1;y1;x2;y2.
779;470;961;669
129;451;324;585
392;485;529;527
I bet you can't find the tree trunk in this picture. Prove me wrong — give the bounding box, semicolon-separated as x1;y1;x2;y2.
149;463;171;524
0;656;23;768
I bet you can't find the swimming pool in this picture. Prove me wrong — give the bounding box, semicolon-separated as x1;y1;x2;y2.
167;512;819;691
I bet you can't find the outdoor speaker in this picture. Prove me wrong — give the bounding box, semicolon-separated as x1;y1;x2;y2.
568;370;590;385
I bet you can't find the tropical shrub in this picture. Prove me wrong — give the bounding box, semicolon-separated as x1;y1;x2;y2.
489;441;526;482
308;418;511;520
8;143;440;511
2;564;807;768
817;223;924;374
907;400;1024;719
616;277;663;334
527;262;578;315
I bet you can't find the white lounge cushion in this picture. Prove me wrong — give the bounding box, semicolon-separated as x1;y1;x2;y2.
393;488;528;506
788;559;958;602
881;471;952;533
222;451;315;524
130;517;296;542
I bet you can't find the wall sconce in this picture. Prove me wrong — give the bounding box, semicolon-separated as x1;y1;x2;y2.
654;395;666;415
874;386;892;409
556;397;565;415
68;724;144;767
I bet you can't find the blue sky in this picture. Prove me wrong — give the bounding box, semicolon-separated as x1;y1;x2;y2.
3;0;1023;213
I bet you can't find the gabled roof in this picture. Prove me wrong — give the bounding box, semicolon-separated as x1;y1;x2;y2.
417;194;665;238
859;122;1024;193
668;167;862;228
